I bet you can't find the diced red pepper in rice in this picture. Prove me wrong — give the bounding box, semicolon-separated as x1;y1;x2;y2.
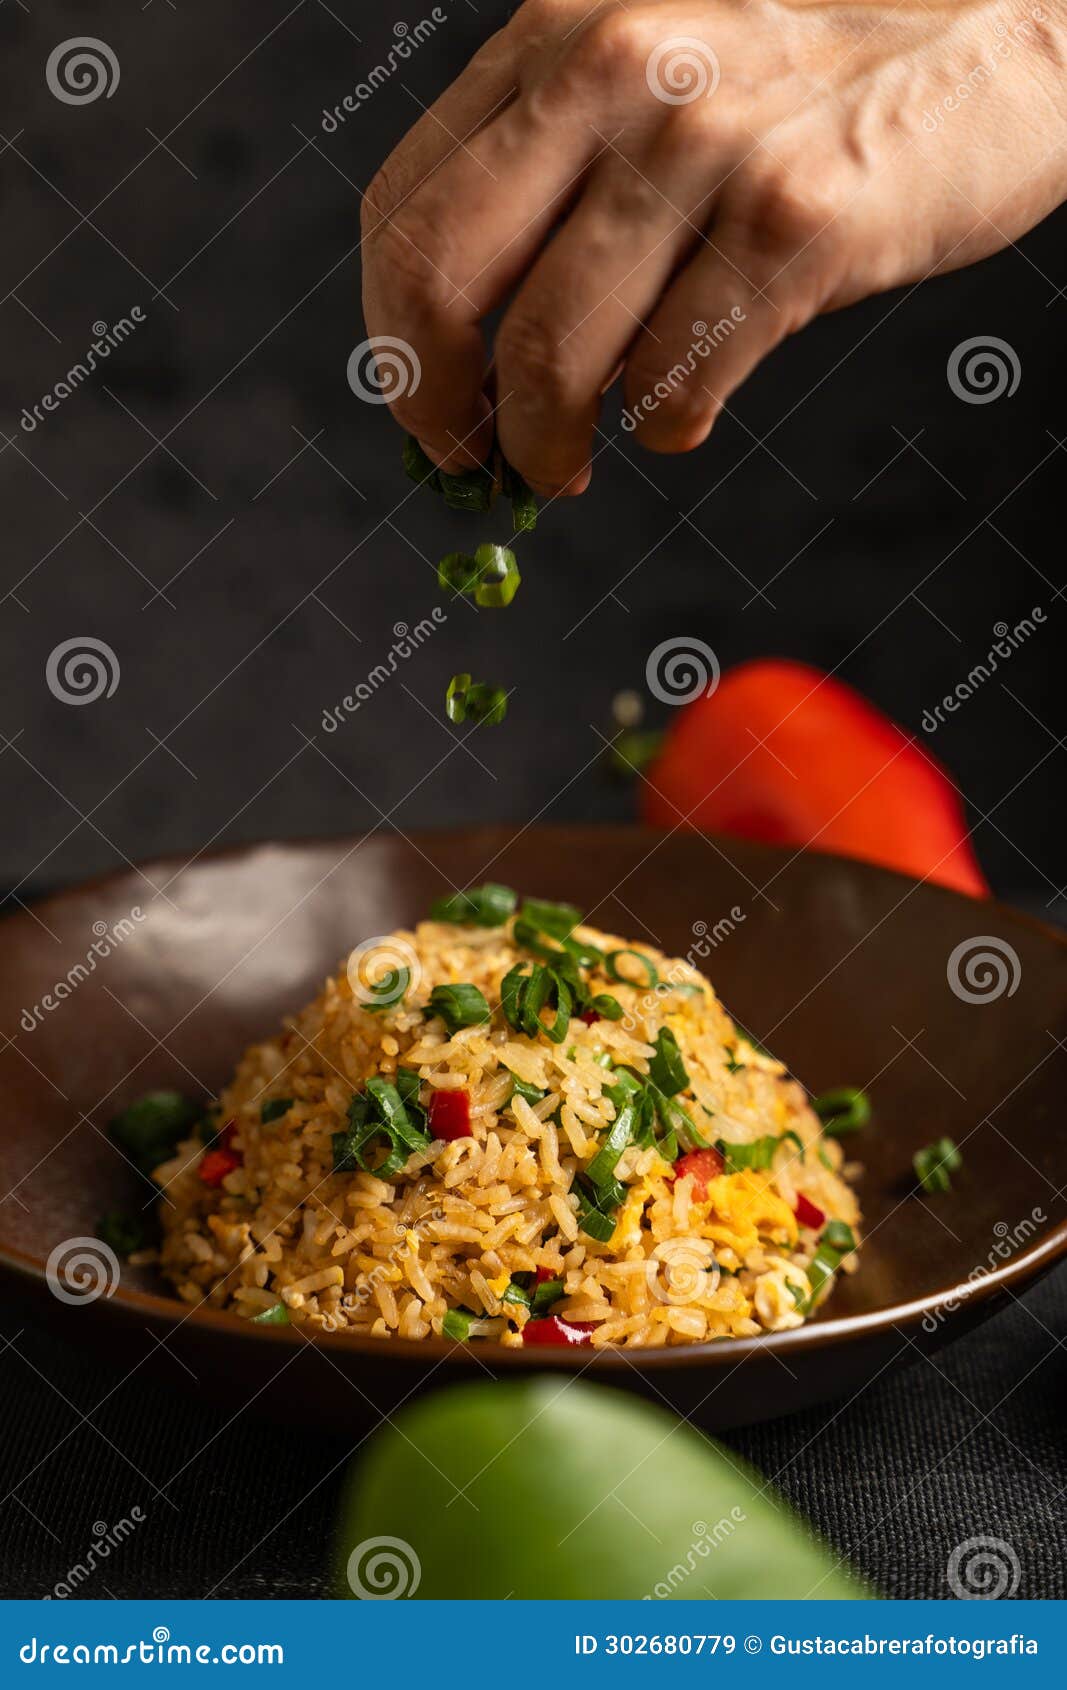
794;1192;826;1229
522;1316;597;1346
670;1146;724;1200
199;1147;240;1186
429;1088;472;1141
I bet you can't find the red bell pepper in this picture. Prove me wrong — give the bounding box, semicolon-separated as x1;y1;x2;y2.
522;1316;597;1346
641;659;988;898
670;1146;724;1200
199;1147;240;1186
794;1192;826;1230
429;1088;472;1141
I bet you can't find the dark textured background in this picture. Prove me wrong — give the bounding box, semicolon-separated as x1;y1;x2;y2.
1;1;1064;1600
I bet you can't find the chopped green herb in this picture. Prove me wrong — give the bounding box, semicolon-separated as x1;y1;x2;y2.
817;1145;834;1171
648;1027;689;1097
395;1068;423;1110
780;1129;805;1160
500;1279;532;1309
723;1044;745;1075
575;1177;619;1242
716;1135;779;1174
261;1098;293;1125
428;983;491;1034
446;674;508;726
502;460;538;533
442;1308;477;1341
438;463;495;514
813;1086;872;1137
402;434;441;492
430;883;517;927
251;1301;291;1326
109;1090;203;1177
913;1136;962;1195
822;1219;857;1252
530;1275;565;1315
95;1211;150;1257
438;551;483;596
472;543;521;608
606;949;659;989
585;1094;639;1189
331;1080;431;1179
506;1072;546;1109
520;898;583;940
590;993;624;1021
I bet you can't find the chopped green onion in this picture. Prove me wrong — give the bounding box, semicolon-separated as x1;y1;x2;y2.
575;1179;618;1242
585;1095;639;1189
500;1279;531;1309
520;898;583;940
442;1308;477;1341
590;993;624;1021
501;962;531;1032
251;1302;290;1325
95;1211;150;1257
395;1068;423;1110
716;1135;779;1174
363;965;411;1013
648;1027;689;1097
402;434;440;492
780;1129;805;1160
813;1086;872;1137
817;1146;835;1171
517;964;571;1044
472;542;521;608
428;982;492;1034
260;1098;293;1125
723;1045;745;1075
562;934;605;968
530;1275;564;1315
452;678;507;726
651;1086;704;1153
502;460;538;533
446;672;471;724
437;551;482;596
430;883;517;928
331;1080;431;1179
822;1219;857;1252
913;1136;962;1194
109;1090;203;1176
606;949;659;988
512;919;562;961
506;1073;546;1109
438;464;495;514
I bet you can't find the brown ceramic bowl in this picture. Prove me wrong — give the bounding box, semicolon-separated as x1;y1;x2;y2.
1;826;1064;1432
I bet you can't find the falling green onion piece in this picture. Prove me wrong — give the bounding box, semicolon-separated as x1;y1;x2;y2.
430;883;517;928
607;729;664;778
913;1136;962;1195
446;676;507;726
438;552;483;596
472;543;521;609
429;983;491;1034
446;673;471;724
813;1086;872;1137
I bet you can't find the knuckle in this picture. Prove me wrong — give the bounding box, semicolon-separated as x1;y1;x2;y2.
724;162;845;259
366;213;453;311
567;8;648;85
496;310;578;407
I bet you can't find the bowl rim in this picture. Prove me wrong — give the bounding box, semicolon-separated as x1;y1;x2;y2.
3;825;1066;1373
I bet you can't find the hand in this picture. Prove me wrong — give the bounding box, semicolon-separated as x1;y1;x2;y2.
360;0;1067;496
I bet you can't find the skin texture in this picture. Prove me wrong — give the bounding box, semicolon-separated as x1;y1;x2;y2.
361;0;1067;496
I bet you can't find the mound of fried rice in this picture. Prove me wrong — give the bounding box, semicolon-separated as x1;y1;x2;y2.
156;910;861;1347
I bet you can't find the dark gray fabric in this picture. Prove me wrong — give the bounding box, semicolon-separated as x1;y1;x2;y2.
2;1265;1064;1598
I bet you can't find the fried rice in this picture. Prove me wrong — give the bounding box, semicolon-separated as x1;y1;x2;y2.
155;889;862;1347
